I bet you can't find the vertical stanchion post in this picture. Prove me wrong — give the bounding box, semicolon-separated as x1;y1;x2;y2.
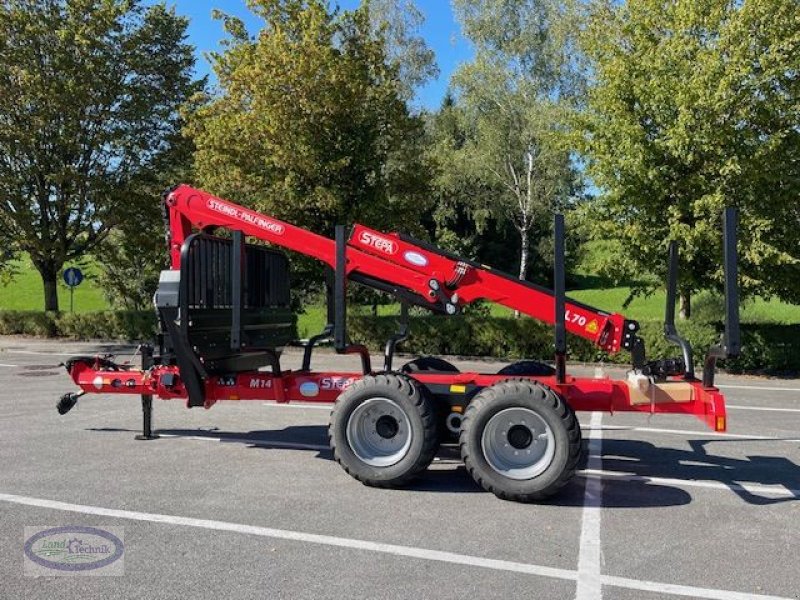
135;344;159;440
231;230;243;352
554;214;567;384
334;225;347;352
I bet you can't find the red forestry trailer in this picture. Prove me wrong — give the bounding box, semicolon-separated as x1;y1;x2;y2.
58;185;741;502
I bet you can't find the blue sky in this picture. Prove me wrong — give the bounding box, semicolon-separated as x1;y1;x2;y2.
159;1;472;110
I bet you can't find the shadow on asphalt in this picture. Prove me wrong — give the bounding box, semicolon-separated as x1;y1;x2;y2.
86;427;799;505
89;426;790;507
601;438;800;505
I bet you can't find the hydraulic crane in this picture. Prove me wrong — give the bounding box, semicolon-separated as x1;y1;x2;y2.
58;185;741;502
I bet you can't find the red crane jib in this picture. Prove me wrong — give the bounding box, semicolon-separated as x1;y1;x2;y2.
165;184;627;352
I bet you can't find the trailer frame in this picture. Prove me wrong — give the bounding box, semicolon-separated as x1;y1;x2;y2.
58;185;741;501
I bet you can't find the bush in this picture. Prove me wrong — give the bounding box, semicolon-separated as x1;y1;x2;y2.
349;314;800;374
0;310;58;337
1;309;797;374
0;310;157;341
723;325;800;374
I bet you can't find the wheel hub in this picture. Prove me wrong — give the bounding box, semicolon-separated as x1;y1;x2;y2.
346;397;413;467
507;424;533;449
375;415;399;439
481;407;555;480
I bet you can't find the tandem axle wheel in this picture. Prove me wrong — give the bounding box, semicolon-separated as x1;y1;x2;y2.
460;380;583;502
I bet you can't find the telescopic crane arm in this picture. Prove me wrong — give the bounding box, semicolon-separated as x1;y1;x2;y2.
165;184;636;354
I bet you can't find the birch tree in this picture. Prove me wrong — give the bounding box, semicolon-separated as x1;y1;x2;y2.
438;0;581;283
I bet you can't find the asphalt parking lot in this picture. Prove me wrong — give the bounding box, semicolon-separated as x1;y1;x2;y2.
1;336;799;599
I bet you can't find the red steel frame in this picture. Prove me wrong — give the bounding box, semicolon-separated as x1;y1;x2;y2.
64;185;728;432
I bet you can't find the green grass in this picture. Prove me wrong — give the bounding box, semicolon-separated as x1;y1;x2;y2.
568;287;800;324
294;285;800;335
296;304;402;338
4;252;799;327
486;291;669;320
0;257;109;313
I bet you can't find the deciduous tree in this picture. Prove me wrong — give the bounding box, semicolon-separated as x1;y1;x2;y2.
366;0;438;103
0;0;197;311
432;0;581;284
580;0;800;317
186;0;431;240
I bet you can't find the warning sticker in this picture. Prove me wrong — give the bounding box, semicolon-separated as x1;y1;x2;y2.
585;320;599;334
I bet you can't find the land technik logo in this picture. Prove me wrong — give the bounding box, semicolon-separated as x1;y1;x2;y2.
24;526;124;576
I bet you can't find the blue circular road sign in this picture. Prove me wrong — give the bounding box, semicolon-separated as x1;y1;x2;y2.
63;267;84;287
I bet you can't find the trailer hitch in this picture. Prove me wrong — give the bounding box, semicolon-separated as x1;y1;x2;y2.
57;355;127;415
57;390;85;415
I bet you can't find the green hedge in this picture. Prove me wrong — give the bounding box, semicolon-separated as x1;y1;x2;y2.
0;310;157;341
349;315;800;375
1;309;797;373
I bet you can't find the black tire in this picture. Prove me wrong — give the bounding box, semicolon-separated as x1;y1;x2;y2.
64;356;123;372
497;360;556;377
401;356;460;374
459;380;582;502
329;373;439;488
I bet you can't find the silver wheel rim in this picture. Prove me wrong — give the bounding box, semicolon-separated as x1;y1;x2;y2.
481;408;555;480
346;397;413;467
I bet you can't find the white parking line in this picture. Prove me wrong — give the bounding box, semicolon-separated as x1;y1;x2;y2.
579;469;799;499
575;412;603;600
1;349;82;356
0;363;18;368
583;424;800;443
727;404;800;413
718;384;800;393
0;492;791;600
600;574;790;600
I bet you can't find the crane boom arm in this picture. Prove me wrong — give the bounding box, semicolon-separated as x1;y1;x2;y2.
165;185;636;353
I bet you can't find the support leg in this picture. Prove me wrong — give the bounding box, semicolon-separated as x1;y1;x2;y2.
135;344;159;441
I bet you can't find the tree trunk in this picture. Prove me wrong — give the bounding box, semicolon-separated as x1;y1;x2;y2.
519;232;529;282
514;226;530;319
679;290;691;320
40;265;60;312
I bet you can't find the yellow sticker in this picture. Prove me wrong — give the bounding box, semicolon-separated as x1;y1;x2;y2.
449;384;466;394
585;319;599;334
